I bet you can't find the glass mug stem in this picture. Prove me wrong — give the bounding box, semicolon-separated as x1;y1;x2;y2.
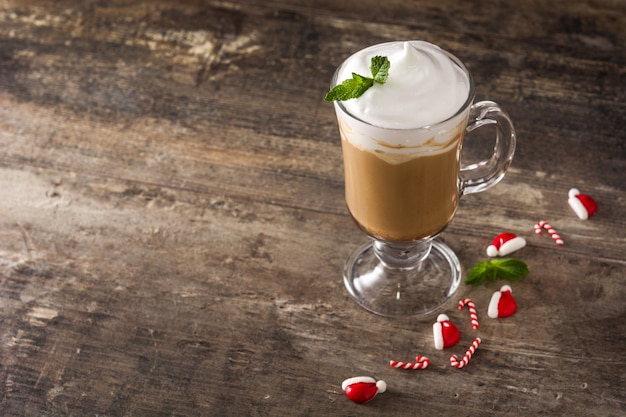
373;239;432;270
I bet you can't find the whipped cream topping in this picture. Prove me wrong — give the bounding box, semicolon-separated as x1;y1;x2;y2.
333;41;473;160
336;41;470;129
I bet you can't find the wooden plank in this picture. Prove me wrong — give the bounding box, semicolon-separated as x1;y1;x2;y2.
0;0;624;416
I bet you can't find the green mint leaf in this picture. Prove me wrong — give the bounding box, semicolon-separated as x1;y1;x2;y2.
490;258;529;281
370;55;390;84
465;261;494;285
324;73;374;102
324;55;390;102
465;258;529;286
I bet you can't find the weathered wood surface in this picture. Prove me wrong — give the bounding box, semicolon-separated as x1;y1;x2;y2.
0;0;624;416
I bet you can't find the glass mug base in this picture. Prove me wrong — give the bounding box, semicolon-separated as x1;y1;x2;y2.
343;238;461;317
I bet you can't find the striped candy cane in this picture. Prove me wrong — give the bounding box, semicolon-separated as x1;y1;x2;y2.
449;338;481;369
458;298;479;329
390;355;430;370
534;221;564;246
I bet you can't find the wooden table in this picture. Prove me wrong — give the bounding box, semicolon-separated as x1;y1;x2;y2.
1;1;624;415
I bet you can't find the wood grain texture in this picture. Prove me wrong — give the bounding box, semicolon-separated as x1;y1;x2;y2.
0;0;624;416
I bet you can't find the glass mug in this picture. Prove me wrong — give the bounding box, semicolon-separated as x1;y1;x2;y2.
331;41;515;317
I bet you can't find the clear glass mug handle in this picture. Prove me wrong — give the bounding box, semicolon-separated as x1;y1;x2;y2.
461;101;516;195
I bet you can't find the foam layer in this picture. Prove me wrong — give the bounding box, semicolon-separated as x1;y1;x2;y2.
333;42;472;160
336;41;470;129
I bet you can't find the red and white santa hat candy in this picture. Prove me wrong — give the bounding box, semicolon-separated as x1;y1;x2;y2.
568;188;597;220
488;285;517;319
341;377;387;403
486;233;527;257
433;314;461;350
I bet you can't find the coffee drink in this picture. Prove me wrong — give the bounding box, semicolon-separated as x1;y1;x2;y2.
333;41;472;241
330;40;515;317
340;118;466;241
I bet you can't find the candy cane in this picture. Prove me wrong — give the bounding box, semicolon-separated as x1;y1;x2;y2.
458;298;479;329
534;221;564;246
389;355;430;370
449;337;481;369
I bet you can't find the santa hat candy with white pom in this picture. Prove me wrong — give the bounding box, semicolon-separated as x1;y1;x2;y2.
341;377;387;403
568;188;597;220
488;285;517;319
486;233;527;257
433;314;461;350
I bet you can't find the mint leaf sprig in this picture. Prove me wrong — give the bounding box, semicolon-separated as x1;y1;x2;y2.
465;258;529;286
325;55;390;102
